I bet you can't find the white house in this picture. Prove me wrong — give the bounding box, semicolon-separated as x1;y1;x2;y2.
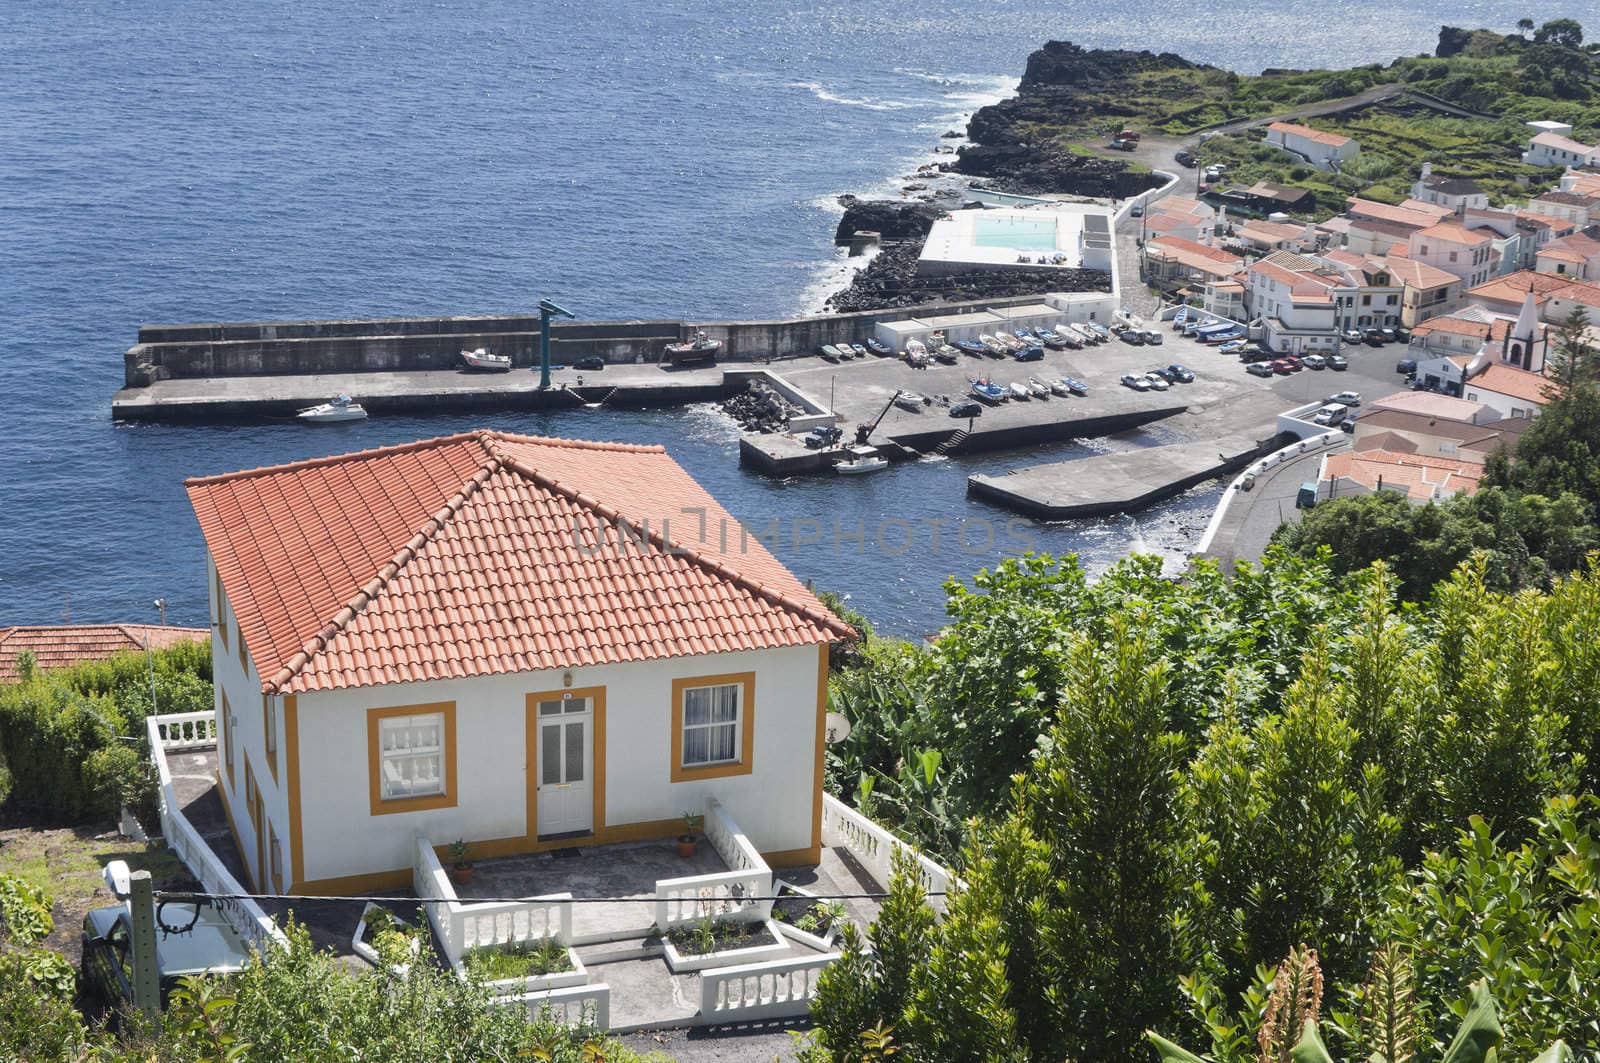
187;431;852;894
1264;122;1360;170
1410;164;1488;212
1408;221;1496;290
1523;130;1599;170
1535;229;1600;281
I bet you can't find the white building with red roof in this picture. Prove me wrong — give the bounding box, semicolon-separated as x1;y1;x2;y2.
1524;130;1599;170
1409;221;1495;289
1264;121;1360;170
185;431;853;893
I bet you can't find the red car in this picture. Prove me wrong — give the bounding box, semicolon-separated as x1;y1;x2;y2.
1271;359;1295;375
1282;355;1305;372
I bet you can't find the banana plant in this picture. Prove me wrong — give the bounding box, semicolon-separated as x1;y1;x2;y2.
1149;983;1571;1063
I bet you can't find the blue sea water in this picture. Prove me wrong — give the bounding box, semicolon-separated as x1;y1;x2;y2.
0;0;1579;637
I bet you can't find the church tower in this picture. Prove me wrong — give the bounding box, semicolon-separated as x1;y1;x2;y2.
1501;285;1548;372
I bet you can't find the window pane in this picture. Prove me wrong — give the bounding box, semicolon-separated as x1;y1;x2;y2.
708;721;737;762
565;722;584;782
709;684;738;722
684;687;711;726
542;724;562;785
565;697;588;714
539;700;564;717
683;726;710;766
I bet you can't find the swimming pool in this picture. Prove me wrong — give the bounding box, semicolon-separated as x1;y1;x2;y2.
972;214;1058;251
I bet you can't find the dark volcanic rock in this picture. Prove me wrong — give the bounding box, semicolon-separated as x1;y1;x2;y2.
956;143;1162;198
825;240;1111;315
1435;26;1472;57
833;198;941;245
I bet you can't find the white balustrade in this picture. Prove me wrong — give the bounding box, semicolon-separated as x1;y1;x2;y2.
821;794;961;901
654;868;769;930
412;834;573;969
145;715;287;954
502;982;610;1028
700;953;840;1021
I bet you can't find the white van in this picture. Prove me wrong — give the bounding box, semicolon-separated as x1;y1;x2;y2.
1312;403;1347;427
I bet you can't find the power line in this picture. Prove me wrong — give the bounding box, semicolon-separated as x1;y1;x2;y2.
154;888;947;906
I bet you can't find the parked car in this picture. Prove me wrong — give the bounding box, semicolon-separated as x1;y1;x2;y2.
1328;390;1362;407
1175;150;1196;166
1342;329;1364;344
1241;348;1276;363
1121;373;1151;391
1281;355;1304;371
1363;330;1385;347
1166;364;1195;383
1312;403;1348;427
949;399;983;418
1143;330;1164;345
1014;345;1045;362
1145;374;1170;391
1272;359;1296;375
1120;330;1145;346
1246;362;1275;378
1379;327;1398;343
803;425;843;449
1131;204;1144;217
1327;353;1349;371
1302;354;1327;370
1219;339;1248;355
572;355;606;371
81;901;252;1012
1394;327;1411;343
1396;358;1418;376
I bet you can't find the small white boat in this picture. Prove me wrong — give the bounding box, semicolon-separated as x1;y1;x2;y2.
894;391;926;412
1048;378;1073;397
297;395;367;423
1008;382;1031;401
1026;376;1052;398
836;446;888;474
460;347;512;372
906;339;928;360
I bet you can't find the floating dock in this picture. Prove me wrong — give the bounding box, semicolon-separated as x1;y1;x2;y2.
966;433;1267;519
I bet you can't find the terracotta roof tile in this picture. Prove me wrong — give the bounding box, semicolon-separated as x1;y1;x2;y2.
0;624;208;682
186;431;853;694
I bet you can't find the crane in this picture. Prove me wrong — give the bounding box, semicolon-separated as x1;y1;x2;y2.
855;390;902;446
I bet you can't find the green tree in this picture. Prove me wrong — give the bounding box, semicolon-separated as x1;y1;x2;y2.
1517;17;1536;38
1532;18;1584;48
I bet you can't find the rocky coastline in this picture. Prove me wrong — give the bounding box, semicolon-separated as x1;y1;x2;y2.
824;40;1172;313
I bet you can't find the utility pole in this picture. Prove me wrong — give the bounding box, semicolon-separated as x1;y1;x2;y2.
101;862;162;1019
536;299;576;390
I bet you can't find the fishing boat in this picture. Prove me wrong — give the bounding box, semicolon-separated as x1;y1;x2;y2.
459;347;511;372
1048;378;1072;397
968;378;1007;405
297;395;367;423
1026;376;1052;398
955;339;988;357
906;339;928;360
1069;324;1099;346
1008;381;1032;401
818;344;842;362
934;345;961;364
978;333;1007;357
1062;376;1089;395
997;333;1025;352
894;391;927;412
664;330;721;364
865;337;893;357
1037;329;1066;350
1012;328;1036;344
849;344;869;359
836;446;888;475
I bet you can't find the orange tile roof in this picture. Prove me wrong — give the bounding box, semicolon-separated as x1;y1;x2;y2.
1409;316;1492;339
1346;197;1451;228
1415;222;1491;245
1383;256;1458;290
1323;450;1483;501
187;431;853;694
1268;121;1354;147
1468;363;1552;406
1468;269;1572;305
1371;391;1489;420
0;624;209;682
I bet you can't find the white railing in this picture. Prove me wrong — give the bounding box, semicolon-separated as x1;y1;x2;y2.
1191;429;1346;556
412;835;573;968
146;714;287;954
152;710;218;751
821;794;961;901
501;982;610;1029
701;953;840;1022
655;799;772;929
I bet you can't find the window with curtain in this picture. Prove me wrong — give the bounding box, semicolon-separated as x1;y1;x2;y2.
378;713;445;800
681;683;740;767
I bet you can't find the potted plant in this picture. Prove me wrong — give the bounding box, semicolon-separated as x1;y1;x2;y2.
677;810;704;858
447;839;474;886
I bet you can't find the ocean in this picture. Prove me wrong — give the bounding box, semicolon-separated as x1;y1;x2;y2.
0;0;1576;637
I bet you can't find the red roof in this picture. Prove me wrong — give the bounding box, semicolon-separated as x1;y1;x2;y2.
187;431;853;694
1468;363;1553;406
0;624;208;682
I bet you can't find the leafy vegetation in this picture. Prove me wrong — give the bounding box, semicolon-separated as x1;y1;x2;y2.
461;936;573;981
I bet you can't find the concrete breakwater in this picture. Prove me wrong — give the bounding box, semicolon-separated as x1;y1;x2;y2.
120;294;1065;389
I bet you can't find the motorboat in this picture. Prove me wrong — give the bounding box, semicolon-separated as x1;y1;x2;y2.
1048;378;1072;397
1026;376;1052;398
460;347;511;372
978;333;1008;357
1008;381;1032;401
835;446;888;474
1012;328;1036;344
955;339;988;357
1062;376;1089;395
934;345;961;364
866;337;893;357
297;395;367;423
1037;329;1067;350
968;378;1007;405
998;333;1025;352
849;344;869;359
894;391;927;412
819;344;842;362
1068;324;1098;345
906;339;928;360
664;331;721;364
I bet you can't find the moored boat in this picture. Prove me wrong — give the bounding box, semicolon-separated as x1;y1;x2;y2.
1048;378;1072;397
934;344;961;364
1037;329;1067;350
955;339;988;357
849;344;869;359
819;344;842;362
297;395;367;423
1026;376;1051;398
1008;381;1031;401
835;446;888;474
968;378;1008;405
865;337;893;356
459;347;512;372
894;391;927;412
1062;376;1089;395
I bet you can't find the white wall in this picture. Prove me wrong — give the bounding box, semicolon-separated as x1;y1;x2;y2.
291;643;823;885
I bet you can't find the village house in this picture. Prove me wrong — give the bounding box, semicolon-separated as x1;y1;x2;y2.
1523;129;1600;170
1534;228;1600;281
1386;256;1462;326
1469;270;1600;324
1319;447;1484;503
0;623;207;681
1143;235;1245;290
1205;182;1315;218
185;430;853;895
1407;221;1496;290
1409;165;1488;212
1234;219;1316;255
1524;189;1599;230
1246;252;1340;354
1348;397;1528;464
1264;121;1360;170
1141;195;1217;244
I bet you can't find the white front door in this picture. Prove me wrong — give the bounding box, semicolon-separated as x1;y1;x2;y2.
535;695;593;837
